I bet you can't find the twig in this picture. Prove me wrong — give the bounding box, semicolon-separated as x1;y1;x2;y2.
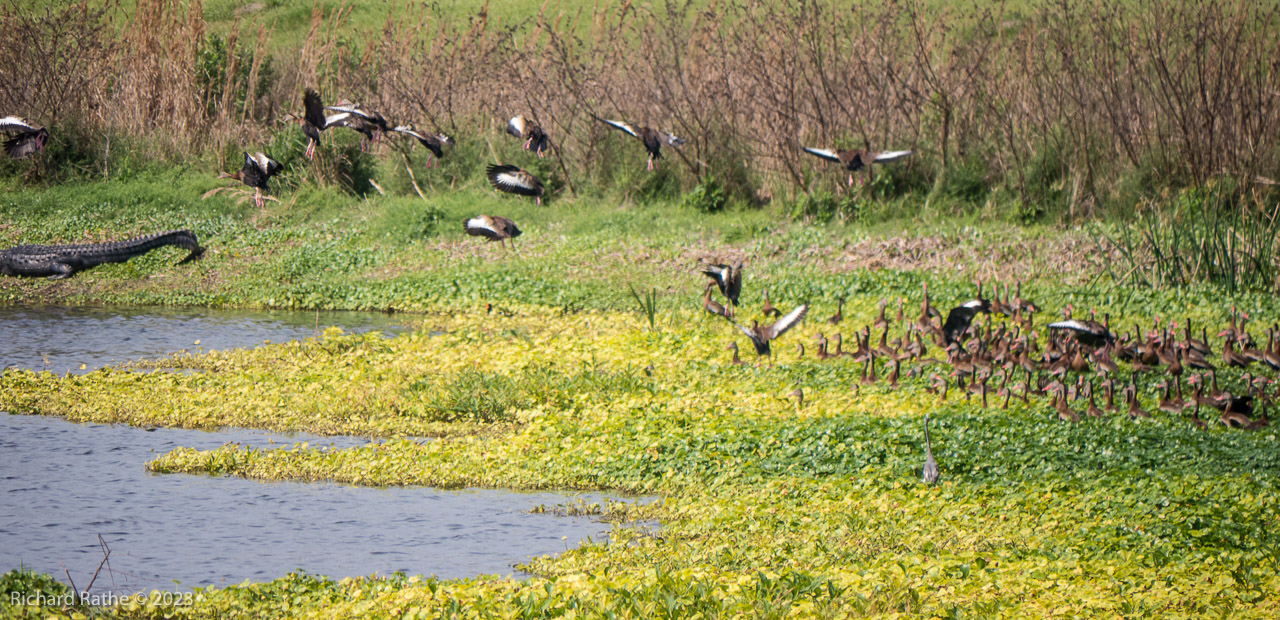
61;562;79;606
82;535;112;595
400;151;428;200
485;137;500;164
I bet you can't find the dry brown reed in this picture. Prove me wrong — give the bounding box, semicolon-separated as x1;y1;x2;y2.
1;0;1277;212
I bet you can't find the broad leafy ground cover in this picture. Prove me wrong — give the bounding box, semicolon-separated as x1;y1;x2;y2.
1;173;1278;617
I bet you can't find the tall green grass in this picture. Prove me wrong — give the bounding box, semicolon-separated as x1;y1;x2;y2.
1094;185;1280;293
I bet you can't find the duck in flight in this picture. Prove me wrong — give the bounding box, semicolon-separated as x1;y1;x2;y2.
596;118;686;171
802;146;913;186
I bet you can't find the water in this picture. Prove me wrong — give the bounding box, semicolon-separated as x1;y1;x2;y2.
0;305;408;375
0;306;630;595
0;414;618;595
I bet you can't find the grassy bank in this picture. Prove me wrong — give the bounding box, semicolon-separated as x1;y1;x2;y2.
4;168;1279;313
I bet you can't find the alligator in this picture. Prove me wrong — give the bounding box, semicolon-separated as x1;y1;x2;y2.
0;230;205;279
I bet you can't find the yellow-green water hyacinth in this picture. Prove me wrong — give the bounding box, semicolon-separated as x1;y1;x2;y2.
4;307;1279;618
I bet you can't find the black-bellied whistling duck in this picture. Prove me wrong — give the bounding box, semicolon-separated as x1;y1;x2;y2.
486;164;545;205
1131;376;1152;420
1190;402;1208;430
1086;383;1104;418
761;288;781;318
872;299;889;329
1157;382;1181;414
896;298;905;324
1222;339;1252;368
801;146;913;186
507;115;551;158
1104;380;1119;414
861;357;878;385
1048;311;1114;347
726;342;745;366
1181;345;1215;371
1092;344;1118;375
852;328;873;362
390;125;454;166
1246;400;1270;430
788;387;804;408
814;333;832;360
464;214;522;249
1013;282;1038;314
298;88;350;159
905;327;928;360
1127;385;1152;419
596;118;686;171
1069;345;1091;374
945;343;977;378
922;416;939;485
1185;320;1212;356
733;304;808;364
1240;335;1268;364
888;359;901;388
702;282;729;318
1221;404;1252;429
1166;344;1184;378
827;298;844;325
942;299;991;350
1217;307;1244;343
1188;374;1215;409
875;326;895;359
1053;384;1080;422
701;261;742;307
1155;337;1178;367
831;332;847;357
218;151;281;207
919;282;940;328
0;116;48;159
990;284;1014;317
324;102;389;150
1262;329;1280;370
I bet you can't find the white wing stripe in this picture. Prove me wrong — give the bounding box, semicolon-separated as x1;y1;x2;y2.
466;217;498;234
602;119;638;138
802;147;841;162
0;116;38;131
497;172;530;189
1048;320;1091;331
772;305;809;337
324;112;352;127
873;150;913;162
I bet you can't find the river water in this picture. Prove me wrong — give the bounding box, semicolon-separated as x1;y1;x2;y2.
0;306;626;596
0;305;408;375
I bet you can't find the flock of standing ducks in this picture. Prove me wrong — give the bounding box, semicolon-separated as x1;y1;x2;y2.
701;267;1275;484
